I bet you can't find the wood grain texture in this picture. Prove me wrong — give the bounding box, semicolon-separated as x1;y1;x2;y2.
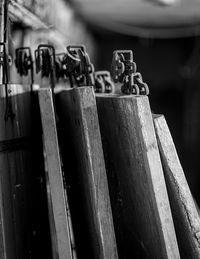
56;86;118;259
154;114;200;259
0;84;53;259
96;94;180;259
0;84;33;259
38;88;73;259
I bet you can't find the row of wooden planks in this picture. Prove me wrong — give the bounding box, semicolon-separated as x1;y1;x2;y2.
0;85;199;258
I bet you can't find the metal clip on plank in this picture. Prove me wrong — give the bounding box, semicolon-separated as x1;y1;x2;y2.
15;47;34;91
0;42;15;121
35;44;58;121
35;44;56;92
94;71;115;93
64;45;95;87
111;50;149;95
54;45;95;89
54;52;68;81
60;48;80;87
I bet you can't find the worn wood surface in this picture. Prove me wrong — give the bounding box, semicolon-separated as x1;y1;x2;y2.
56;86;118;259
38;88;73;259
0;84;32;259
0;84;52;259
0;85;34;259
154;114;200;259
96;94;180;259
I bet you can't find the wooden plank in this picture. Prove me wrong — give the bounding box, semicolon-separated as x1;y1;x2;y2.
154;114;200;259
56;86;118;259
38;88;73;259
0;84;53;259
96;94;180;259
0;84;32;259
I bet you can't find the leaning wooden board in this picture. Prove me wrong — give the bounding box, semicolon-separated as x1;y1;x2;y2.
0;84;53;259
154;114;200;259
56;86;118;259
0;84;33;259
38;88;74;259
96;94;180;259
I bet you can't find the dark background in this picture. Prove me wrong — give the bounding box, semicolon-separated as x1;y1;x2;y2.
90;28;200;205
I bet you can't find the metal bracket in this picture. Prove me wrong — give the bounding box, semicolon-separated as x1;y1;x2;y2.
15;47;34;89
0;42;15;121
94;71;115;93
35;44;56;91
111;50;136;83
65;45;95;87
111;49;149;95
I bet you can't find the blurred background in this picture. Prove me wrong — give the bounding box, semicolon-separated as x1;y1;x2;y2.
10;0;200;204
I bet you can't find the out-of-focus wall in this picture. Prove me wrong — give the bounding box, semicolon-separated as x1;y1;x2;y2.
9;0;96;84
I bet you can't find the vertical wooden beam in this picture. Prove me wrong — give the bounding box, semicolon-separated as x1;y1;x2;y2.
96;94;180;259
38;88;73;259
56;86;118;259
154;114;200;259
0;84;33;259
0;85;54;259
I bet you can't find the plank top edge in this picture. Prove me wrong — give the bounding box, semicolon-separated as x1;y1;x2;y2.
152;114;164;119
56;87;149;99
95;93;149;99
55;86;93;94
38;87;52;93
0;84;39;97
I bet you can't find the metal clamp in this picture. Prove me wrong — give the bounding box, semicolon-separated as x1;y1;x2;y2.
0;42;9;84
111;50;149;95
111;50;136;83
0;42;15;121
134;72;149;95
65;45;95;87
35;44;59;121
121;74;139;95
55;52;69;80
15;47;34;89
35;44;56;90
94;71;115;93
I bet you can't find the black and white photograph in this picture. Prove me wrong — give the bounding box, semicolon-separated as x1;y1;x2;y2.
0;0;199;258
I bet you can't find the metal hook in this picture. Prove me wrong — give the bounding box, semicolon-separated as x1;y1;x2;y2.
94;71;115;93
111;50;149;95
66;45;95;87
15;47;34;91
35;44;56;92
35;44;59;121
0;42;15;121
111;50;136;83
